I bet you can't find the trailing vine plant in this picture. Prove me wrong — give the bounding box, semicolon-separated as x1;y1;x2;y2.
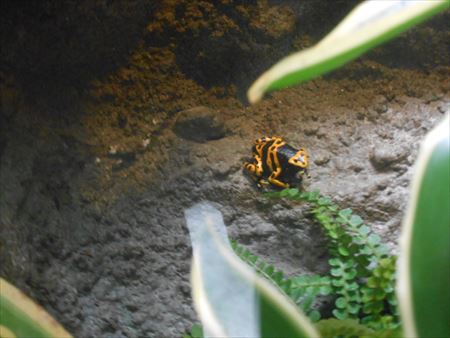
265;188;400;331
184;189;400;337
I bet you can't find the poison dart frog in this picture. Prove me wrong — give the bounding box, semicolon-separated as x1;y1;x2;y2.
244;136;310;189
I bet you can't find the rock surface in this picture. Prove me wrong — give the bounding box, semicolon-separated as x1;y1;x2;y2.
0;1;449;337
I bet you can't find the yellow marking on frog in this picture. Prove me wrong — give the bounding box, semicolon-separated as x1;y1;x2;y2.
288;147;309;168
266;137;285;173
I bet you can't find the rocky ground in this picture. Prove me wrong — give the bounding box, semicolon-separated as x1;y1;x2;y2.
1;1;449;337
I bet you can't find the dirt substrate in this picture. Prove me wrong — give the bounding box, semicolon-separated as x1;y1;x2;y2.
1;1;449;337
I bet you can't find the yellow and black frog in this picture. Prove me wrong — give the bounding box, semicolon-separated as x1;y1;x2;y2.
244;136;310;189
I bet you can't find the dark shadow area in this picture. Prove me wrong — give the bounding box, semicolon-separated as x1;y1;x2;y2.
0;0;155;112
144;0;361;102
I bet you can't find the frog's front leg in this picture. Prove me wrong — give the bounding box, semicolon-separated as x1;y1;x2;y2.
268;167;289;189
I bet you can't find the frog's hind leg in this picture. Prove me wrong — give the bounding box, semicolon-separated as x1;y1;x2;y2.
243;154;263;178
244;155;267;188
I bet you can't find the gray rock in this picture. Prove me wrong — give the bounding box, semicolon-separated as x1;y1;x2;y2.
172;106;228;142
369;143;409;172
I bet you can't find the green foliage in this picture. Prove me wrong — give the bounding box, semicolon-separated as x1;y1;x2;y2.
398;114;450;338
185;190;402;337
186;202;319;338
231;241;291;294
316;318;402;338
0;278;72;338
183;324;203;338
289;274;333;322
266;189;400;331
231;240;330;322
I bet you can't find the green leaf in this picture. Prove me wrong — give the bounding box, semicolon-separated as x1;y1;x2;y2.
379;258;392;268
360;246;372;255
328;205;338;212
287;188;300;198
353;236;365;245
273;271;284;284
347;292;361;303
308;310;321;322
329;229;339;240
398;116;450;338
247;1;448;103
329;258;341;267
319;285;333;296
343;259;356;269
186;203;319;338
332;309;348;320
359;225;370;235
0;279;72;338
336;297;347;309
349;215;364;227
346;282;359;291
258;261;267;271
332;279;345;288
367;277;378;288
368;234;381;245
331;268;343;277
279;189;292;197
318;197;332;206
338;246;350;256
317;318;375;337
299;192;310;200
388;297;398;306
348;303;361;315
190;324;203;338
265;265;275;276
338;208;353;218
343;270;357;281
249;255;258;264
301;295;314;310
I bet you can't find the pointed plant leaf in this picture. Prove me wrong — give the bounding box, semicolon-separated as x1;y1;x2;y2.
185;202;319;338
398;115;450;338
0;279;72;338
247;0;448;103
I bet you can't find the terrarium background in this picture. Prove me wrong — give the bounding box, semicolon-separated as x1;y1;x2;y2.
0;1;449;337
